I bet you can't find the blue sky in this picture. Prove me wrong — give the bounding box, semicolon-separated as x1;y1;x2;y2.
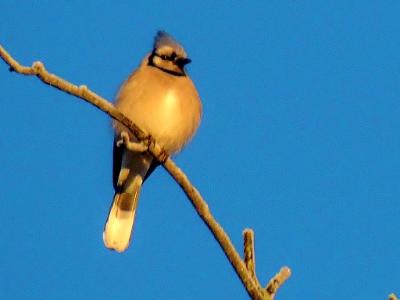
1;1;399;299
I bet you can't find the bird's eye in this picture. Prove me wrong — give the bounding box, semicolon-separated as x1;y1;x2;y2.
161;55;168;60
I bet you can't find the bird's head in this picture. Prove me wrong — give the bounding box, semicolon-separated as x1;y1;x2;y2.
148;31;191;76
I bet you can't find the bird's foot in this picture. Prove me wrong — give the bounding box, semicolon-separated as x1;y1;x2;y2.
117;131;148;153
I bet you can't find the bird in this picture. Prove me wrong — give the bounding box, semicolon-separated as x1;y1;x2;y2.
103;31;202;252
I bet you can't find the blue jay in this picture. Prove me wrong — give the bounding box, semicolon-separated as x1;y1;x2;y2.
103;31;202;252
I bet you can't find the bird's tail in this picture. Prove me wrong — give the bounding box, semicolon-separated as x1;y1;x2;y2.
103;175;142;252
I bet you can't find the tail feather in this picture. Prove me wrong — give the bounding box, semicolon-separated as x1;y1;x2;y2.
103;177;141;252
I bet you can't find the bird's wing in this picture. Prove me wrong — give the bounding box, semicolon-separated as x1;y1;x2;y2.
112;138;123;191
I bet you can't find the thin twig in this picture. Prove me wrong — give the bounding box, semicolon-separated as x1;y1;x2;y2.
243;229;257;280
266;267;291;298
0;45;290;300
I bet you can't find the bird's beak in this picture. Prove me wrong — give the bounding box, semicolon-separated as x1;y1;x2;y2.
177;57;192;67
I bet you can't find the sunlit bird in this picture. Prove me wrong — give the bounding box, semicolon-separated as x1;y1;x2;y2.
103;31;202;252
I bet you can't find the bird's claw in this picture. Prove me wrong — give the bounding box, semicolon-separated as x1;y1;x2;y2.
116;131;130;147
117;131;148;153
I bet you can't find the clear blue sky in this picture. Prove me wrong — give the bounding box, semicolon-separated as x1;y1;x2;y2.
1;1;399;299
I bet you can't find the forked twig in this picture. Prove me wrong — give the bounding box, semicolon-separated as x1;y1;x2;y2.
0;45;290;300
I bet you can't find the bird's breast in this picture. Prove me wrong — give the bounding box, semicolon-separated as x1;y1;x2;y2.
114;67;202;154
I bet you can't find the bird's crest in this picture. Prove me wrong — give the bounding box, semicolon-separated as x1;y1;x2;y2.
154;31;187;59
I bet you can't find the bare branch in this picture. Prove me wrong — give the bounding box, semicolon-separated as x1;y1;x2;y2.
163;159;268;299
0;45;291;300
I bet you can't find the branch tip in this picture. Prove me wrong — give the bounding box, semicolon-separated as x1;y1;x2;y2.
266;267;291;297
243;228;254;236
243;228;256;279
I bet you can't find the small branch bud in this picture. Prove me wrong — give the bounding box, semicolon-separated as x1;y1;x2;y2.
32;61;44;73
